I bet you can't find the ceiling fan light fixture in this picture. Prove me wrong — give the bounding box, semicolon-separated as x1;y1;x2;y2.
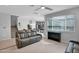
41;6;45;9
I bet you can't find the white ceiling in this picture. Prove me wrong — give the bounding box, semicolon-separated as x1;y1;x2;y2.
0;5;78;16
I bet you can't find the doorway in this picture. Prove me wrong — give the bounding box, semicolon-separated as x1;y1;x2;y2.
11;15;18;38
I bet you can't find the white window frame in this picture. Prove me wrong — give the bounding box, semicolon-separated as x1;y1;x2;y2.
47;15;75;32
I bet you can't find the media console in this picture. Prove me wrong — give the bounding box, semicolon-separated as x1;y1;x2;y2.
48;32;61;42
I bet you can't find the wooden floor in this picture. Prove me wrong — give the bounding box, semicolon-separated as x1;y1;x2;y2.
0;38;68;53
0;38;16;50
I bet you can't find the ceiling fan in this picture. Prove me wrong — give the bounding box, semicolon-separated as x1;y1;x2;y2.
35;6;53;11
29;5;53;11
29;5;53;15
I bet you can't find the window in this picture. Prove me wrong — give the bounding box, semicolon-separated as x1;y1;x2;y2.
66;15;75;31
47;15;75;32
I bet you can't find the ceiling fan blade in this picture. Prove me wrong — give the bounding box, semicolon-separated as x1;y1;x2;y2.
35;7;41;11
45;7;53;11
29;5;35;7
33;12;38;14
35;6;53;11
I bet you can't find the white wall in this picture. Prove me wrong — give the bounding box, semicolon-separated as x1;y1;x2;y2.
17;15;45;30
45;7;79;43
0;13;11;40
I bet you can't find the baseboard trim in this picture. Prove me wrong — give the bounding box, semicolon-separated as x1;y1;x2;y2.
0;45;16;50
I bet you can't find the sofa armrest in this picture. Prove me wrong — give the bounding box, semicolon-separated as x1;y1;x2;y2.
70;40;79;44
65;42;74;53
36;34;42;38
16;38;22;48
65;40;79;53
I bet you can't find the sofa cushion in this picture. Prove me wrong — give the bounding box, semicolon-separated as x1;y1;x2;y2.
30;36;41;44
28;32;32;37
25;32;29;38
20;32;25;39
21;38;30;42
73;44;79;53
65;40;79;53
21;38;30;47
31;31;37;36
65;42;74;53
19;32;28;39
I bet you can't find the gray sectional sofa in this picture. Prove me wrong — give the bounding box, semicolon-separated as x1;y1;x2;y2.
16;30;42;48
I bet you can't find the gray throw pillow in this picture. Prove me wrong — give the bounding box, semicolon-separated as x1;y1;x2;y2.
25;32;29;38
20;32;25;39
20;32;28;39
28;32;32;37
31;31;37;36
